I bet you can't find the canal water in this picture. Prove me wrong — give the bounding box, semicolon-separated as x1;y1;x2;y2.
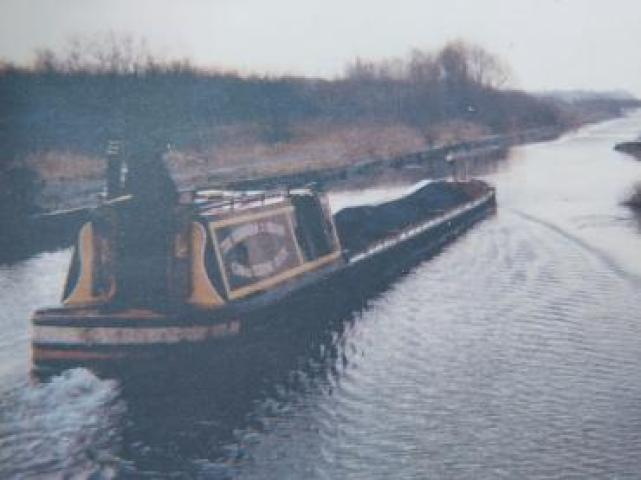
1;112;641;479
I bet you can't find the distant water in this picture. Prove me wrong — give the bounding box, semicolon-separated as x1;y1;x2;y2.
1;112;641;479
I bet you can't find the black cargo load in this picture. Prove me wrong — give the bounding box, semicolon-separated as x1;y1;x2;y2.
334;181;473;254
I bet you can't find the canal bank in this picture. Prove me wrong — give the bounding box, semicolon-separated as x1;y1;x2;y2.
0;124;556;264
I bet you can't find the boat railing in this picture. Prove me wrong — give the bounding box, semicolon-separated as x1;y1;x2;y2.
188;188;302;214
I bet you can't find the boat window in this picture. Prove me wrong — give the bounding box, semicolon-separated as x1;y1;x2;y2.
291;195;334;260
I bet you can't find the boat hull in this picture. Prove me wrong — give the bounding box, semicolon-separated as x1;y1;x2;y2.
31;187;495;372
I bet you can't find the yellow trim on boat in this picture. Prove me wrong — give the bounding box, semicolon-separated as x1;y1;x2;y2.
227;250;341;300
187;222;225;308
286;211;306;265
63;222;115;306
209;221;232;297
211;206;294;228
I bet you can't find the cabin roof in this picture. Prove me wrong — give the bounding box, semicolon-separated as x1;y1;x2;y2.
191;188;314;217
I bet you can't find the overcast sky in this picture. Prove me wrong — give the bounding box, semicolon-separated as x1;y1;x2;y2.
1;0;641;95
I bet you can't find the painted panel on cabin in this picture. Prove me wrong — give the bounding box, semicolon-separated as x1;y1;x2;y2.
211;212;303;293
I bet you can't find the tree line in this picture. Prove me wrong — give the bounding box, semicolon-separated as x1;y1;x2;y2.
0;37;588;159
1;35;639;219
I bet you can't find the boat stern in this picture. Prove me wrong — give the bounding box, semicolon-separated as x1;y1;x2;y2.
31;306;241;370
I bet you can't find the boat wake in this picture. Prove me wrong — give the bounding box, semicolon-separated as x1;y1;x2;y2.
508;208;641;287
0;368;124;479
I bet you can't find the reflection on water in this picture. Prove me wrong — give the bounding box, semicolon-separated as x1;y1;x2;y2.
2;112;641;478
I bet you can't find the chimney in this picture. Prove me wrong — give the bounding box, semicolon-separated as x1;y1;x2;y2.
105;140;124;199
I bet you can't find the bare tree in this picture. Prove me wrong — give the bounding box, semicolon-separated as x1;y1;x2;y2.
436;42;471;88
408;49;438;84
33;49;59;72
466;43;511;89
344;57;378;81
33;32;169;74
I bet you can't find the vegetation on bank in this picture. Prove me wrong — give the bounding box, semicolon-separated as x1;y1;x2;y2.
623;182;641;212
0;35;639;211
614;137;641;213
614;141;641;160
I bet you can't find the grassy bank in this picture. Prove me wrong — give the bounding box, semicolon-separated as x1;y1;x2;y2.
1;40;639;211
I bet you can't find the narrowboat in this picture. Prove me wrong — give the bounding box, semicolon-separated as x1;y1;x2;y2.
31;177;495;370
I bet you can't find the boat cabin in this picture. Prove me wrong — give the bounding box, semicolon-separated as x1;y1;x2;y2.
61;188;343;310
